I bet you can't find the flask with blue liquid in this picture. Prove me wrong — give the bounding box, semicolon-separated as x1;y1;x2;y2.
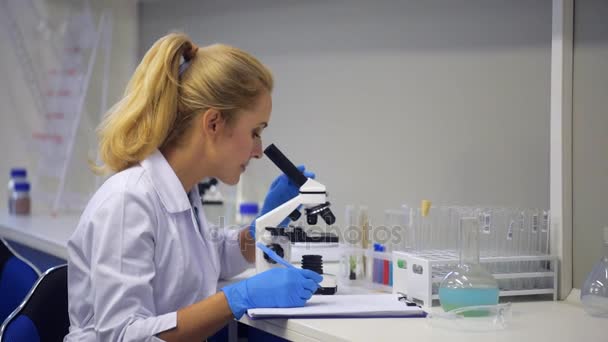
439;217;499;315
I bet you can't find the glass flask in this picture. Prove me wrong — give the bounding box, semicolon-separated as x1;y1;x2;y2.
580;227;608;317
439;217;499;316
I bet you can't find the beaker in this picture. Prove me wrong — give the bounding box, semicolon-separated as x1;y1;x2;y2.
438;217;499;315
580;227;608;317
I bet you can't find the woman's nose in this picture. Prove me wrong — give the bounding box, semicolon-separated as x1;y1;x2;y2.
251;139;262;159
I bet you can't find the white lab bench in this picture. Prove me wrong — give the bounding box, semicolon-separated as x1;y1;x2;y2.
0;211;77;259
1;213;605;342
218;268;605;342
238;293;605;342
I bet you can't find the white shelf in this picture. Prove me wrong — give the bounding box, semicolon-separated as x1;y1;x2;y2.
0;211;79;259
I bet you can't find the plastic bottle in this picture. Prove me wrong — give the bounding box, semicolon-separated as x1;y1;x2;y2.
235;171;265;224
580;227;608;317
9;182;31;215
8;168;27;190
439;217;499;315
8;168;28;213
8;168;27;211
238;202;259;226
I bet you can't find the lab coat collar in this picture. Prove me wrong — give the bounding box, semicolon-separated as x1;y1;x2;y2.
140;150;192;213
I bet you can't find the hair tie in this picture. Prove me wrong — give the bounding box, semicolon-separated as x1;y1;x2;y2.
179;42;199;76
183;42;199;62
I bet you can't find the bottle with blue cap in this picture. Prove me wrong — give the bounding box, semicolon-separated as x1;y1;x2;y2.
9;182;31;215
238;202;259;226
8;168;27;190
7;168;28;214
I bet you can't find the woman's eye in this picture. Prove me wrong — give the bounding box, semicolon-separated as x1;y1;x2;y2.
252;131;261;139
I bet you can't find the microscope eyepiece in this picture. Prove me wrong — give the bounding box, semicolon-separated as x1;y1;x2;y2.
264;144;307;187
305;202;335;225
307;214;318;225
319;207;336;225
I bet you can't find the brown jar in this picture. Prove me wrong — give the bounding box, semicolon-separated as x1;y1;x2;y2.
9;182;30;215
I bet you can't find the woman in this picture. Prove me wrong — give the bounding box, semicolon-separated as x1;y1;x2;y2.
65;33;322;341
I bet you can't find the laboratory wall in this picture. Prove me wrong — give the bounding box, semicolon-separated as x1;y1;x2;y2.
0;0;137;212
139;0;552;227
572;0;608;288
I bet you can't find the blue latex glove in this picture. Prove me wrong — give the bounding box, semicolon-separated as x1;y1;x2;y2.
222;268;323;318
249;165;315;238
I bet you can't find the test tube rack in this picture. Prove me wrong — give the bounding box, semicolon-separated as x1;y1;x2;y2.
392;250;559;307
338;247;395;293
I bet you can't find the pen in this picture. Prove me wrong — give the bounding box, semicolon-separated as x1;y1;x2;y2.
255;242;295;269
397;293;421;307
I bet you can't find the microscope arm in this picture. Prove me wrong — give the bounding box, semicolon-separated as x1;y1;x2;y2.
255;179;328;240
255;194;303;239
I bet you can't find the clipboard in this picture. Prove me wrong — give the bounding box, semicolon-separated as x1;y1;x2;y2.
247;294;427;319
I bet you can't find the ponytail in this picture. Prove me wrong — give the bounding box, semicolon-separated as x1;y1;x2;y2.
95;32;273;174
96;33;195;173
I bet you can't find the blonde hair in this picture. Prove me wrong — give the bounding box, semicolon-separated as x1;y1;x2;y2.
95;32;273;173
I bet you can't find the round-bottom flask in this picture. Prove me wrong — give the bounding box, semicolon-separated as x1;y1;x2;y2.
439;217;499;316
580;227;608;317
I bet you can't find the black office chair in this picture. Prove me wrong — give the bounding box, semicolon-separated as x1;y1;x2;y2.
0;264;69;342
0;239;40;323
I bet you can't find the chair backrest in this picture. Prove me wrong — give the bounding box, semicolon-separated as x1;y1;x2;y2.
0;264;68;342
0;239;40;323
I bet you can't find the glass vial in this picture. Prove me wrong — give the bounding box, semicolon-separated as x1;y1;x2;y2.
9;182;31;215
340;205;364;282
439;217;499;314
580;227;608;317
237;202;259;226
8;168;27;213
358;206;370;281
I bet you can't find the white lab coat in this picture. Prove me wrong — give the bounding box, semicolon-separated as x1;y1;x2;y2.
65;150;251;341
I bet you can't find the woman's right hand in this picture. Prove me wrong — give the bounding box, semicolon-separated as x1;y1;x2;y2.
221;268;322;318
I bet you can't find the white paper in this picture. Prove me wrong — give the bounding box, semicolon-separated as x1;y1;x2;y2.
247;294;425;318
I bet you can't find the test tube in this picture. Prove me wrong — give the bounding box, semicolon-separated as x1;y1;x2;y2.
439;206;453;253
519;209;533;289
510;209;522;289
502;209;517;290
382;210;393;287
384;209;396;250
358;206;370;282
382;244;389;286
420;201;432;254
400;205;412;252
447;206;461;256
343;205;358;282
411;208;421;254
540;210;551;288
494;209;508;268
372;243;380;284
531;209;540;287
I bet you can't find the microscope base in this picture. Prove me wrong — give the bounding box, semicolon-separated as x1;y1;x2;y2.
316;274;338;295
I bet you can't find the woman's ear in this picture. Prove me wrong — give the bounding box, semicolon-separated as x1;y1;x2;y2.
201;108;224;138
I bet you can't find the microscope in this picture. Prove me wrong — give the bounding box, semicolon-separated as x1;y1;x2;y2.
255;144;337;276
